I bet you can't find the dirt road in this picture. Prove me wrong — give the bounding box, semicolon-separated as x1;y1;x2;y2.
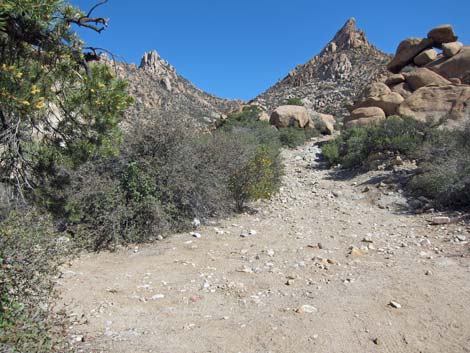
59;140;470;353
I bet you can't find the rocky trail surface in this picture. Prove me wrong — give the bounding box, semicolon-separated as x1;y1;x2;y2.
59;139;470;353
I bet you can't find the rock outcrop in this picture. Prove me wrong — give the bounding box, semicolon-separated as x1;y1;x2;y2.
345;107;386;128
252;18;390;120
398;85;470;129
428;46;470;84
387;38;433;73
346;24;470;129
270;106;310;128
403;68;451;91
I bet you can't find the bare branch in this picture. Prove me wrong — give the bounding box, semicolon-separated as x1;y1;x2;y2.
86;0;109;18
68;16;109;33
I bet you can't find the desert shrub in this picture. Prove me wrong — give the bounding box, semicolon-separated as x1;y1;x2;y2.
407;126;470;208
229;141;282;211
0;211;72;353
285;97;304;106
322;127;368;168
322;116;431;168
278;127;319;148
63;113;283;249
217;105;264;129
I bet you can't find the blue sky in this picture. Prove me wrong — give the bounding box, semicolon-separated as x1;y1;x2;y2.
70;0;470;100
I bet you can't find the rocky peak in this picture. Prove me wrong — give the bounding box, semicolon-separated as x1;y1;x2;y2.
253;18;389;118
139;50;176;76
325;17;370;53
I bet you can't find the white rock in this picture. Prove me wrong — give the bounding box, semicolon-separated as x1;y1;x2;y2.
192;218;201;227
431;216;450;225
190;232;202;238
297;305;318;314
151;294;165;300
390;300;402;309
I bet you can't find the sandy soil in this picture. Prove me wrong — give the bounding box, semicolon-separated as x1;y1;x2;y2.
58;139;470;353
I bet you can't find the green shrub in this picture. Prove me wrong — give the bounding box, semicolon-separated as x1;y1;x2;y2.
0;211;72;353
62;113;283;249
407;126;470;208
278;127;319;148
229;143;282;211
285;97;304;106
217;105;264;130
322;116;431;168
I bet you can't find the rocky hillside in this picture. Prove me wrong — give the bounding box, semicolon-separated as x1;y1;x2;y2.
252;18;391;119
103;51;243;127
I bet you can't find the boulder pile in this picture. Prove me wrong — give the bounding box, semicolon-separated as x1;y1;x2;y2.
346;24;470;129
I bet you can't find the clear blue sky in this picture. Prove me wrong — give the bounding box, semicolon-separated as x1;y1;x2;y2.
70;0;470;100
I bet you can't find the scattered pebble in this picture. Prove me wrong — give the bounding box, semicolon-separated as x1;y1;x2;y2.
151;294;165;300
430;216;450;225
296;305;318;314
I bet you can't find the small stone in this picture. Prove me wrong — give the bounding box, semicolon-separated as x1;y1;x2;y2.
151;294;165;300
249;229;257;236
190;296;200;303
332;190;342;198
190;232;202;238
456;235;467;242
373;338;380;345
71;335;84;343
431;216;450;225
192;218;201;227
390;300;402;309
296;305;318;314
266;249;275;257
349;247;363;257
237;265;253;273
425;270;433;276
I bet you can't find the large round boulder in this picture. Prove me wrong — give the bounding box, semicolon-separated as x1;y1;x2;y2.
270;105;309;128
427;24;458;45
387;37;433;73
385;74;405;87
307;113;335;135
356;82;391;102
398;85;470;129
359;93;405;116
427;46;470;84
404;68;451;91
345;107;386;128
348;107;386;121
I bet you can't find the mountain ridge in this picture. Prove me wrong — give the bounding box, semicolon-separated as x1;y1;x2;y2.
252;18;391;118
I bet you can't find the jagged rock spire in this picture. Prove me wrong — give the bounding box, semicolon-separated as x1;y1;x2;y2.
323;18;371;53
139;50;176;76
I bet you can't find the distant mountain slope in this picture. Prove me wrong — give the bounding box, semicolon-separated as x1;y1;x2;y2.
104;50;243;127
252;18;391;119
